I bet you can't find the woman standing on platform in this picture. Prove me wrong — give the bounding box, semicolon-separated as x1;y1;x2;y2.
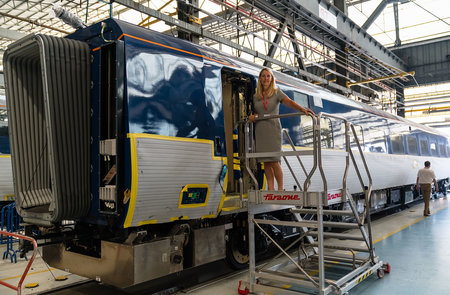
249;68;315;191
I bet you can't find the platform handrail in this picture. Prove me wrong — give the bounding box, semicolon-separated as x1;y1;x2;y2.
316;112;373;221
0;231;37;295
245;111;381;295
282;129;309;191
348;123;373;223
243;111;373;219
243;112;316;190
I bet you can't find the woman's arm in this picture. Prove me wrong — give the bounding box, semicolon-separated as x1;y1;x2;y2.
281;96;315;116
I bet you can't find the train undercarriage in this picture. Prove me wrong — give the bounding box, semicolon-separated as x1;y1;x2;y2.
17;178;447;289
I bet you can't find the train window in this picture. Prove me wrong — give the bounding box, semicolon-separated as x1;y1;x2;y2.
0;108;8;137
420;138;429;155
0;107;9;154
367;128;386;153
406;136;418;155
439;143;446;157
0;108;7;122
331;121;345;150
293;92;309;108
390;135;404;154
430;142;438;156
299;115;314;147
350;125;364;151
0;125;7;137
320;117;333;148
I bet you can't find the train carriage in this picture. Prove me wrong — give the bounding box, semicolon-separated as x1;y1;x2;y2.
0;99;14;204
3;18;450;287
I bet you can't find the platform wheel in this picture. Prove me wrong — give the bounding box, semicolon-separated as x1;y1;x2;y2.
377;269;385;279
237;280;250;295
384;263;391;274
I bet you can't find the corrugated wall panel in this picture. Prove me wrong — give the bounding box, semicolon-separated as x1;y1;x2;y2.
0;157;14;199
131;137;223;226
393;38;450;86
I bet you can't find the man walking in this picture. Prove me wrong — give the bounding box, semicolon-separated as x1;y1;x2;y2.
416;161;438;216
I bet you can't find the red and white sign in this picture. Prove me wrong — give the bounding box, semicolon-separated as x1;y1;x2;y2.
261;193;302;205
327;190;343;205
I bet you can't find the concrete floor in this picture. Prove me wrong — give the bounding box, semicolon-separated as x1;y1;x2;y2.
177;196;450;295
1;196;449;295
0;244;89;294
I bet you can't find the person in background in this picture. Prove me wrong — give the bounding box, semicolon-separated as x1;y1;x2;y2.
249;68;315;191
416;161;438;216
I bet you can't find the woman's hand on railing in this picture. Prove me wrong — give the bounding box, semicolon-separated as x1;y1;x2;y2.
248;114;258;122
300;107;315;117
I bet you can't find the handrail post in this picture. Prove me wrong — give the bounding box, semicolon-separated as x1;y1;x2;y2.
243;112;315;190
0;231;38;295
244;120;259;188
303;115;319;192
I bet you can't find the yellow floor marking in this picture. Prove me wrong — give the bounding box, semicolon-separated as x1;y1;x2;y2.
373;204;448;244
0;268;56;281
55;275;68;281
25;282;39;288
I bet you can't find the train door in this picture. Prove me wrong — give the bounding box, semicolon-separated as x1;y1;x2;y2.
221;69;255;196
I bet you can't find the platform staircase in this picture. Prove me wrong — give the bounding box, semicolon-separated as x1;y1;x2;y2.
241;112;389;295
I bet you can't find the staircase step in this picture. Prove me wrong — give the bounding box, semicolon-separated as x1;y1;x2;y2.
310;242;370;253
292;209;354;216
222;194;244;211
307;231;365;241
253;219;359;229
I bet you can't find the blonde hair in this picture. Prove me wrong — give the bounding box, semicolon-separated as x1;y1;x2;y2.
255;68;276;99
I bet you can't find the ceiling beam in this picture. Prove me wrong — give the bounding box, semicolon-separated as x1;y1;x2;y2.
0;27;27;40
284;0;406;71
361;0;408;31
0;11;70;35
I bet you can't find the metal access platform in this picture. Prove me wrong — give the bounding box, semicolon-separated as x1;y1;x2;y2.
241;112;390;295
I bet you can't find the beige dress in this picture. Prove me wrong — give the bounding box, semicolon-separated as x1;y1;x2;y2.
253;88;286;162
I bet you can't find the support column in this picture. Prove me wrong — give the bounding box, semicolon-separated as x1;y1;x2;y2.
393;2;401;47
335;42;348;95
177;0;200;43
263;20;287;67
334;0;347;15
396;86;405;117
287;25;309;82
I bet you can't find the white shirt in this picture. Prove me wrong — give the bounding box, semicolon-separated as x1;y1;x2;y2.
417;168;436;184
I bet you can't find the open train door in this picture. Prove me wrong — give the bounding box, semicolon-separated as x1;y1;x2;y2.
221;69;257;200
221;69;257;269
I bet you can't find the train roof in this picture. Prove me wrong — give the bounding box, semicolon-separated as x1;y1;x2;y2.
68;18;447;139
0;97;6;110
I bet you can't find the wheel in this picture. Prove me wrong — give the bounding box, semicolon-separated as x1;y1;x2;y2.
225;228;249;269
237;280;250;295
377;269;385;278
384;263;391;274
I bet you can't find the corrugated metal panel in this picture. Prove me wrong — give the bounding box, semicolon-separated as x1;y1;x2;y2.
3;34;90;224
132;137;223;226
0;157;14;200
393;38;450;86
